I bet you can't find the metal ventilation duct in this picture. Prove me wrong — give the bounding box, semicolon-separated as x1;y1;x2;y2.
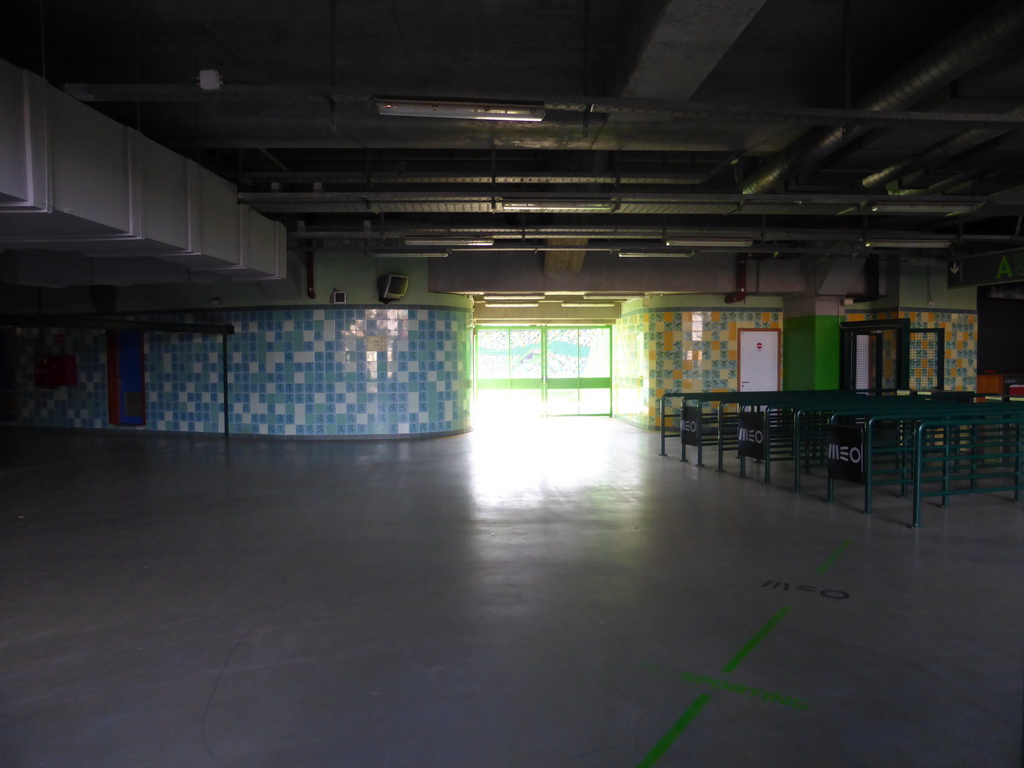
742;0;1024;194
861;102;1024;189
0;58;285;286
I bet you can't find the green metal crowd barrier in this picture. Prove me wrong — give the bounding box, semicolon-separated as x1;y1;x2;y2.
911;416;1024;527
658;388;1024;527
658;392;685;457
677;390;873;478
676;392;741;469
824;400;1024;519
792;391;977;493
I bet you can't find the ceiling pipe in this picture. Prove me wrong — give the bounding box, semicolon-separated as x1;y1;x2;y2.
245;190;995;211
61;83;1024;130
912;160;1024;197
743;0;1024;194
724;255;749;304
291;226;1008;246
232;172;710;185
861;103;1024;190
305;252;316;299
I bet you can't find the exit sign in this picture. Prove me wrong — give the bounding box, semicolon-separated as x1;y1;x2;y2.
948;251;1024;288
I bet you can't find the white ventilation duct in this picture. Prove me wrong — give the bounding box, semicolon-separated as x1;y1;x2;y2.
0;58;285;286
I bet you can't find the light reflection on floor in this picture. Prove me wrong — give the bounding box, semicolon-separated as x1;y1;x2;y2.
466;414;630;515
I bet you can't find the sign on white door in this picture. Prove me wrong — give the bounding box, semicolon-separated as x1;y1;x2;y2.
739;329;780;392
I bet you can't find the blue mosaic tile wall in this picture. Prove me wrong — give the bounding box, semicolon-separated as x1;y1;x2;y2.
146;329;225;433
14;306;473;438
15;328;110;429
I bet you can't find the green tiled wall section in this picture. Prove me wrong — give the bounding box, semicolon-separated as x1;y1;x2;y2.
782;315;840;390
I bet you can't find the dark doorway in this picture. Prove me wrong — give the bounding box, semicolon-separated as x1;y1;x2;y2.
0;327;16;421
839;320;910;393
107;330;146;425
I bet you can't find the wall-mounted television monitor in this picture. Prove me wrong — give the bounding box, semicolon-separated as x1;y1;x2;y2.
378;273;409;304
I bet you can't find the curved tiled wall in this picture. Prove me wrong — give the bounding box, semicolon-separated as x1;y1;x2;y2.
14;305;473;438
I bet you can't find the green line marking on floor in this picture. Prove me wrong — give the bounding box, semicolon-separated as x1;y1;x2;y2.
636;569;806;763
817;539;851;574
634;694;712;768
642;663;811;710
721;605;791;674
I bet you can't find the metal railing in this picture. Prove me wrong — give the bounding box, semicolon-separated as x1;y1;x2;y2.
911;416;1024;527
658;392;686;456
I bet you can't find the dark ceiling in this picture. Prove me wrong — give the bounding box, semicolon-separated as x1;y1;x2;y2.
3;0;1024;270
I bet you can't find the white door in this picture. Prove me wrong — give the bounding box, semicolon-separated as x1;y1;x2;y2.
739;329;780;391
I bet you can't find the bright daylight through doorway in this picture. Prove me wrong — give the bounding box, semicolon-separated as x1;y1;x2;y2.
474;327;612;426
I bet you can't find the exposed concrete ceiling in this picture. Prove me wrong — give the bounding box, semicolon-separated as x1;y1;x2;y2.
2;0;1024;294
615;0;770;101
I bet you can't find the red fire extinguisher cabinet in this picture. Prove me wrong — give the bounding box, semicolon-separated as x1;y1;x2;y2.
34;355;78;388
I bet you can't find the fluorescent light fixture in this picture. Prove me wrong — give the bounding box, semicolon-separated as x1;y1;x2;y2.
584;293;642;300
404;236;493;246
868;201;984;215
501;200;618;213
618;250;694;258
864;238;952;249
664;237;754;248
376;99;545;122
372;251;449;258
561;302;616;308
482;294;544;301
483;302;540;308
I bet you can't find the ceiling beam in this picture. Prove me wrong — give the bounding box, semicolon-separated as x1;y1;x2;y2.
742;0;1024;193
612;0;769;101
63;84;1024;130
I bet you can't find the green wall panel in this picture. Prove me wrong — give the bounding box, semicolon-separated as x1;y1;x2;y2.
783;315;840;390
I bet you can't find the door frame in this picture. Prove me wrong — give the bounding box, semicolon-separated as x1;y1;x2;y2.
0;326;16;421
839;319;911;393
474;325;613;416
107;329;147;425
737;328;781;392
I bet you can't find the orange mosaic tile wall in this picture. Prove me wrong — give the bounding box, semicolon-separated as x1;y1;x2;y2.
844;309;977;391
614;307;782;429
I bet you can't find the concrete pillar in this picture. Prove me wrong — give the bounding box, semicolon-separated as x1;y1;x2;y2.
782;296;842;390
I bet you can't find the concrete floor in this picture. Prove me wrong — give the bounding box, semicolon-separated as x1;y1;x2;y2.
1;418;1022;767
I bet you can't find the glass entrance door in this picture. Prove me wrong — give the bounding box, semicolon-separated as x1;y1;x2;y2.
476;328;543;417
475;327;611;420
839;320;911;393
545;327;611;415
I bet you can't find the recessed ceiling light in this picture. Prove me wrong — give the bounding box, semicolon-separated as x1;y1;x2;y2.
618;250;695;258
404;237;493;247
376;99;545;122
501;200;618;213
863;239;952;249
372;251;450;258
868;201;983;215
664;237;754;248
482;294;545;301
